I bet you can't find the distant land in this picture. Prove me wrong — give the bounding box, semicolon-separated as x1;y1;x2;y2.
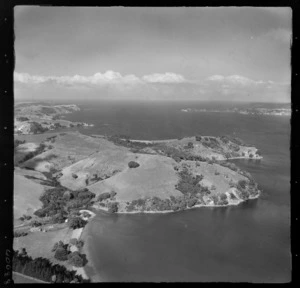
181;106;291;116
14;103;93;135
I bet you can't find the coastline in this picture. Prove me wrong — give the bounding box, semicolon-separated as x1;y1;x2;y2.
69;210;97;281
80;191;261;282
93;191;261;215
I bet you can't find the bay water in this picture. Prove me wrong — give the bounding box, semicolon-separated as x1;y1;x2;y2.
64;100;291;282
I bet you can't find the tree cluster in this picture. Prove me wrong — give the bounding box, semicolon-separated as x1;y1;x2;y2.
34;187;95;224
128;161;140;168
68;216;88;229
16;116;29;121
29;122;48;134
18;143;47;164
14;139;25;150
201;137;220;150
14;231;28;237
175;168;209;196
12;249;88;283
107;202;119;213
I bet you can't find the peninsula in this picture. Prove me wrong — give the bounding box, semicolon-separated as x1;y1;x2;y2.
13;103;262;282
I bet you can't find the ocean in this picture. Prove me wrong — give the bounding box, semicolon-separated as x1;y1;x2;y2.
64;100;291;282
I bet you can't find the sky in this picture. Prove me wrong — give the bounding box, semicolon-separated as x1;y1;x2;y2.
14;7;292;102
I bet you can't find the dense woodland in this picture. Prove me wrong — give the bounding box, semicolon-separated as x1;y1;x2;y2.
13;249;89;283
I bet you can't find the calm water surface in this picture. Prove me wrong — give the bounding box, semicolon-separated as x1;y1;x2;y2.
65;101;291;282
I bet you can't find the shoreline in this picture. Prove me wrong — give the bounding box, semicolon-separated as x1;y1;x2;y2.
93;191;260;215
69;210;96;281
79;192;260;282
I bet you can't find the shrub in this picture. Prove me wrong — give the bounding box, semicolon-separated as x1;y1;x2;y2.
16;116;29;121
107;202;118;213
220;136;229;144
187;198;197;208
128;161;140;168
97;192;111;202
68;217;87;229
76;240;84;249
214;171;220;175
136;198;146;207
14;139;26;149
29;122;48;134
237;180;247;190
68;252;84;267
77;189;95;200
195;135;202;141
31;220;42;227
14;231;28;237
54;247;68;261
51;211;67;224
23;215;32;220
211;195;219;205
52;241;64;252
34;208;48;218
249;153;254;158
187;142;194;149
224;152;231;159
229;192;237;199
238;189;249;200
110;191;117;198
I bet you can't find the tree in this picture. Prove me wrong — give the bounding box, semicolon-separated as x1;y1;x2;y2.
19;248;27;257
237;180;247;190
29;122;48;134
128;161;140;168
97;192;111;202
187;198;197;208
52;241;65;252
107;202;118;213
68;252;84;267
76;240;84;249
195;135;202;141
54;247;68;261
187;142;194;149
110;191;117;198
68;217;87;229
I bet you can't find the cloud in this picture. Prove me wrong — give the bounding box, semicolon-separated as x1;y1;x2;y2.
142;72;187;83
14;71;188;87
206;74;266;86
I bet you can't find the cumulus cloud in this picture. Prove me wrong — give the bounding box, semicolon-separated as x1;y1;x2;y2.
206;74;267;86
142;72;187;83
14;71;189;87
14;70;142;86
